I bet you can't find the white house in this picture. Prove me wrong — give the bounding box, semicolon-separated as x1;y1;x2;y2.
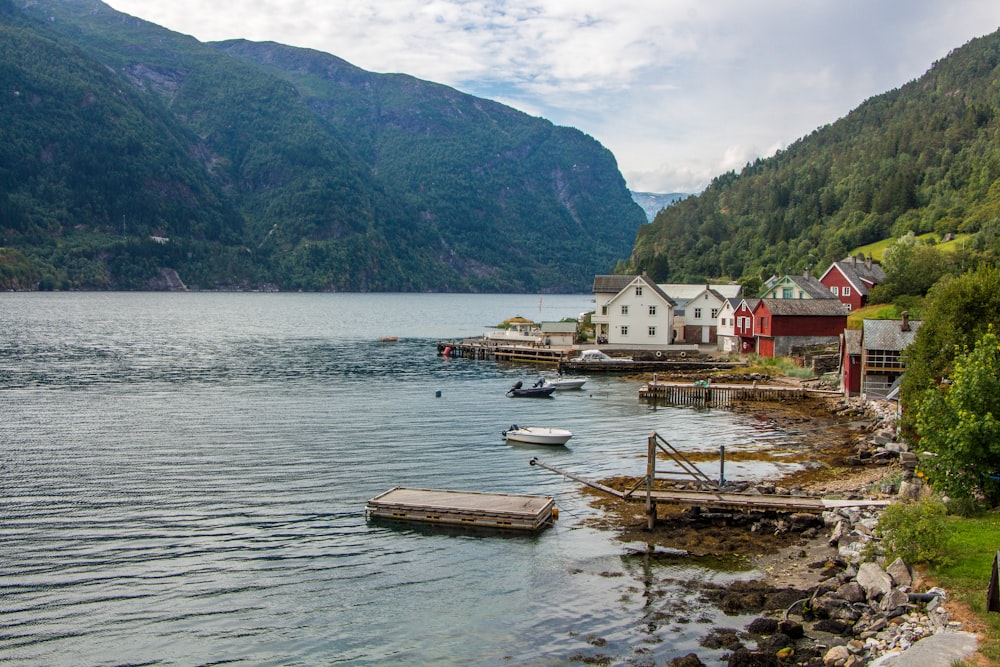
660;283;742;345
715;298;742;353
591;274;676;345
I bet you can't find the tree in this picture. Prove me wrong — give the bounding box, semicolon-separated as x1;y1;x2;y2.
869;232;952;302
913;327;1000;505
900;265;1000;406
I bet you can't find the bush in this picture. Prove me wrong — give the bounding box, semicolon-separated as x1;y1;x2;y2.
871;497;955;567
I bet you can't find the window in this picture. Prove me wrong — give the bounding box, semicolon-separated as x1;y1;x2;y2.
649;305;656;316
711;308;719;319
648;326;656;336
694;308;702;319
830;286;840;296
601;305;608;315
635;286;643;296
843;286;852;296
621;305;629;315
620;325;629;336
782;288;793;299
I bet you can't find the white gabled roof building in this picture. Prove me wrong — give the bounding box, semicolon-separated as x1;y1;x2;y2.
591;274;676;345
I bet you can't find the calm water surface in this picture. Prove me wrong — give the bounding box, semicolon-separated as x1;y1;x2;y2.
1;293;804;666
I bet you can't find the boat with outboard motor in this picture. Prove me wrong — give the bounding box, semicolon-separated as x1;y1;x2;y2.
506;379;556;397
501;425;572;445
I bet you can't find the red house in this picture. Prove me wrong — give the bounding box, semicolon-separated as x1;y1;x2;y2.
752;299;849;358
733;298;759;353
819;255;887;311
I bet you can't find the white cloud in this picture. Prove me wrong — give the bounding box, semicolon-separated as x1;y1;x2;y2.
104;0;1000;192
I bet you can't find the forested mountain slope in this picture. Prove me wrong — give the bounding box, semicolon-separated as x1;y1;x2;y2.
624;29;1000;285
0;0;644;291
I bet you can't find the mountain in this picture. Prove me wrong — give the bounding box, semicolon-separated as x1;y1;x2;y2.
629;191;688;221
0;0;645;292
623;29;1000;285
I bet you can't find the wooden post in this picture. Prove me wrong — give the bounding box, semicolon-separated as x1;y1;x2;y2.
646;432;657;530
719;445;726;486
988;551;1000;613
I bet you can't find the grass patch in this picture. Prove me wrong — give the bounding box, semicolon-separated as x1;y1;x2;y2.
851;232;972;262
930;512;1000;664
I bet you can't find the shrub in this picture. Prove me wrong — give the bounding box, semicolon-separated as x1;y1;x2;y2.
871;497;955;567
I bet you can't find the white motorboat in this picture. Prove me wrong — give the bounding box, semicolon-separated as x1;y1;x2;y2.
501;425;573;446
568;349;632;363
540;378;586;390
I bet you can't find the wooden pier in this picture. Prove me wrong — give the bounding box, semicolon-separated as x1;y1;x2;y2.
639;380;806;407
530;430;890;529
438;339;569;364
365;487;555;532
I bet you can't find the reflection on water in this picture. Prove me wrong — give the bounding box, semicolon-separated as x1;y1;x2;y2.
1;293;801;665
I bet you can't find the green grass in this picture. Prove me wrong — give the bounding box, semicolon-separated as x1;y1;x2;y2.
930;513;1000;664
851;232;972;262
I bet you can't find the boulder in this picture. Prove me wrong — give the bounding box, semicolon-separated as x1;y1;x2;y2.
835;582;866;603
857;562;893;600
886;558;912;588
823;644;851;666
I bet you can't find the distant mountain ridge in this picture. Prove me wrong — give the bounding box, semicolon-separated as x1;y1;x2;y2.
0;0;645;291
629;191;688;221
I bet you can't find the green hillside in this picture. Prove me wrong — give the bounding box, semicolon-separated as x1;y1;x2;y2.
0;0;645;291
623;29;1000;285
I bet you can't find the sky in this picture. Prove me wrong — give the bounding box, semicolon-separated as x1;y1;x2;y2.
102;0;1000;194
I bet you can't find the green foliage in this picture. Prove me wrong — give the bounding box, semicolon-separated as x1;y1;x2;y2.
623;29;1000;286
913;326;1000;505
868;233;958;302
871;497;955;566
901;265;1000;406
0;1;644;292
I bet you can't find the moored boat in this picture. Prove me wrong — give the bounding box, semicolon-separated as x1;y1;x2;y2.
540;377;586;390
501;425;572;445
506;380;556;397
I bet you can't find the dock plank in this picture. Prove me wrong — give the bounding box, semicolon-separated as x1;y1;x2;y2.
366;487;555;531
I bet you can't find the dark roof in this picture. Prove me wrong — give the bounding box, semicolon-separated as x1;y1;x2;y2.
823;257;887;296
758;299;849;316
844;329;863;356
594;274;676;306
863;318;922;351
593;275;635;293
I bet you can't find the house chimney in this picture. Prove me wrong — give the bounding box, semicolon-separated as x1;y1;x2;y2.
866;256;872;269
850;255;857;266
900;311;910;332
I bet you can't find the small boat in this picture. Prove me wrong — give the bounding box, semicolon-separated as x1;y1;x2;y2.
378;336;399;342
568;349;632;363
540;377;586;391
502;425;572;445
506;380;556;398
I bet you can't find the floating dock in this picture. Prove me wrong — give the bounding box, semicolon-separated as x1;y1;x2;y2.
638;380;806;406
365;487;555;532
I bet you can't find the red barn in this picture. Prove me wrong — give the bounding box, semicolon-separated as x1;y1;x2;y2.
752;299;849;358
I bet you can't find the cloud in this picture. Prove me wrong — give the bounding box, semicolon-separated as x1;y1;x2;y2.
105;0;1000;193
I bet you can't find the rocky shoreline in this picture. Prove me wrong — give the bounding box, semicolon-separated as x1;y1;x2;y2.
692;397;976;667
593;389;981;667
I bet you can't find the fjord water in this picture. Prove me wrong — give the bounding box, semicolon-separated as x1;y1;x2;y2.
1;293;798;666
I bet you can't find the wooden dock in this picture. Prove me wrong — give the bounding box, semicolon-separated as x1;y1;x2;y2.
365;487;555;532
530;429;892;529
639;380;806;406
438;340;568;364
